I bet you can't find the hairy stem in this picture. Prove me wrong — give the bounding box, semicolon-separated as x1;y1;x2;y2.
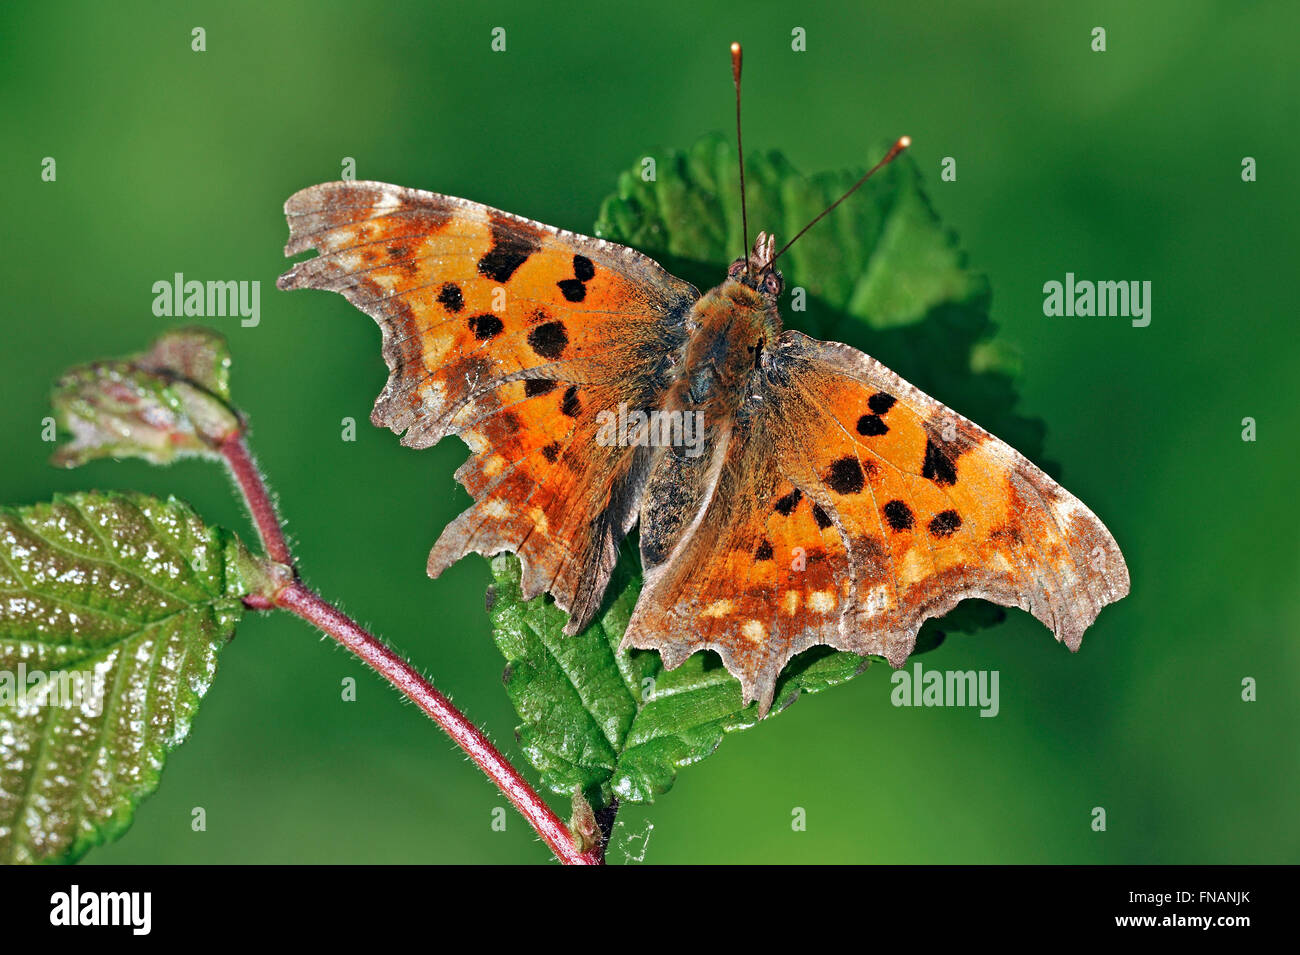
222;431;599;864
275;582;599;865
221;434;293;566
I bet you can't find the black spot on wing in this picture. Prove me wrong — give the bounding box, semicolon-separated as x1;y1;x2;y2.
560;386;581;418
558;254;595;302
477;216;540;283
437;282;464;313
540;441;561;463
812;504;834;529
557;279;587;302
856;414;888;437
467;313;504;340
868;392;896;415
883;499;914;531
774;488;803;516
755;540;774;561
524;379;557;397
928;509;962;538
528;321;568;360
826;456;865;494
922;439;958;486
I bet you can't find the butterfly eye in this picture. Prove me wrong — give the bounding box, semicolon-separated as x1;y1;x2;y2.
762;270;783;297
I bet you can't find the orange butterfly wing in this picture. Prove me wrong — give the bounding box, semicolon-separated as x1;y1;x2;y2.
279;181;698;629
624;330;1130;712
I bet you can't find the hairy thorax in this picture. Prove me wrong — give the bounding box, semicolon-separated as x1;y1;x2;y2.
675;278;784;420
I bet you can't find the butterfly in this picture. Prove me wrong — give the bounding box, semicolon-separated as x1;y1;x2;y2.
277;44;1128;714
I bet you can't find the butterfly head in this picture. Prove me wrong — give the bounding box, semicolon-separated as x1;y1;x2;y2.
726;231;784;300
723;42;909;314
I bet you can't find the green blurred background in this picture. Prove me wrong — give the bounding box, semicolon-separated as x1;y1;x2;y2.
2;1;1296;863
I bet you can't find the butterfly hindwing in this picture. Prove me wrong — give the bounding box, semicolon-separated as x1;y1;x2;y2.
624;329;1130;712
279;181;699;630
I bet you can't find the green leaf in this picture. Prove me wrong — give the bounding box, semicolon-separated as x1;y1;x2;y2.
50;327;241;468
595;134;988;332
488;554;868;807
484;136;1052;807
0;491;253;863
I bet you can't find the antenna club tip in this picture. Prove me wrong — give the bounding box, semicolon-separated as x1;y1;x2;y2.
898;135;912;149
730;41;741;54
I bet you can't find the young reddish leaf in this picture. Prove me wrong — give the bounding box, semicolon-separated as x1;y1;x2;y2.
50;327;241;467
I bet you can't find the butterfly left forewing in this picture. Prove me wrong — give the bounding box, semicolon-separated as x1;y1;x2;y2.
624;329;1129;713
279;181;699;631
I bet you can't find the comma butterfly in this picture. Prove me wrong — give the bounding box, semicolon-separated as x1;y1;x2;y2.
278;43;1129;714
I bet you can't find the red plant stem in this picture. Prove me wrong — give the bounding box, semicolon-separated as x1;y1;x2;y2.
275;583;599;865
220;431;598;864
220;434;293;566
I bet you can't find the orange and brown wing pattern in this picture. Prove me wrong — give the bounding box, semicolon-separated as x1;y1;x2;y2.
279;181;698;630
624;330;1129;712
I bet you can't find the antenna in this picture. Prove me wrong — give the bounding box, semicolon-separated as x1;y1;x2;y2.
771;135;912;264
730;41;750;277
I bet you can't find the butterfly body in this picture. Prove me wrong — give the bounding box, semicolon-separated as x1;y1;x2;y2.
677;278;775;413
280;180;1129;714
